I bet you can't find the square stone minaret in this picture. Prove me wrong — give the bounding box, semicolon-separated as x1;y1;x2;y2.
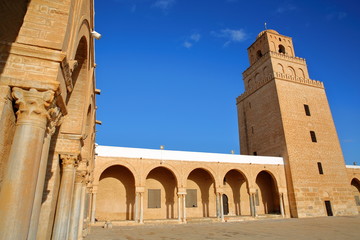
236;29;357;217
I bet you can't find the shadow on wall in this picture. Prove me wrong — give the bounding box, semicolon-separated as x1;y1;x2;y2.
256;171;280;214
0;0;30;74
188;168;214;218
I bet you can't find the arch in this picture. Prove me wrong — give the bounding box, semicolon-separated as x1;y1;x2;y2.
247;79;252;88
270;41;276;52
351;178;360;210
96;165;136;221
287;46;293;56
278;44;286;54
186;168;216;218
254;73;260;83
256;50;263;59
94;161;138;186
298;68;305;78
222;169;250;216
144;167;178;220
255;170;280;215
287;66;296;76
60;36;89;135
142;163;180;187
277;63;284;73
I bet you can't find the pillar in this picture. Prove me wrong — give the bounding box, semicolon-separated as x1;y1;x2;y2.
279;193;285;218
249;194;254;217
219;193;224;222
139;192;144;223
0;87;54;240
90;189;97;224
134;192;139;222
182;194;187;222
69;170;86;240
28;105;62;240
252;193;257;217
52;154;78;240
77;179;87;240
177;194;181;221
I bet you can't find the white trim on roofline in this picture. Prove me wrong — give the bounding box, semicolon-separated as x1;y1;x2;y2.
346;165;360;169
95;145;284;165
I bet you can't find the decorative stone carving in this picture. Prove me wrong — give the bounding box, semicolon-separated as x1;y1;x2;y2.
75;170;87;183
61;58;78;93
60;154;79;168
12;87;55;128
46;100;63;137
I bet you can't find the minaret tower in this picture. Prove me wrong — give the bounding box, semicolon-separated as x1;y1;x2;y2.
236;29;357;217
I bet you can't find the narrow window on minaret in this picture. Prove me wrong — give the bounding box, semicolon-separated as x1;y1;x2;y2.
310;131;317;142
317;162;324;174
304;104;311;116
251;127;254;134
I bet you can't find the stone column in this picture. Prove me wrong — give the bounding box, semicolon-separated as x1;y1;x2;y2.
279;193;285;218
69;170;86;240
252;193;257;217
0;87;54;240
219;193;225;222
52;154;78;240
182;194;187;222
249;194;254;217
134;192;139;222
90;188;97;224
216;193;220;218
139;192;144;223
28;104;62;240
177;194;181;221
77;183;87;240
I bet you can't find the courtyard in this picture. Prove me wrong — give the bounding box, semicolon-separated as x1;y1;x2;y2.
86;215;360;240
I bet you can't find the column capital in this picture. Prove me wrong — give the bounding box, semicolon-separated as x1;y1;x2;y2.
136;186;145;193
60;154;79;168
75;170;87;183
12;87;55;128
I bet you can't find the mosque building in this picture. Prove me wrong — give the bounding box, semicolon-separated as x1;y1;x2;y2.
0;1;359;239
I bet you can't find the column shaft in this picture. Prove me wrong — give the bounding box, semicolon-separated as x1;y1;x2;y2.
220;193;224;222
177;195;181;221
182;195;186;222
0;87;54;240
90;192;97;224
134;193;139;222
52;155;78;240
77;184;87;240
139;193;144;223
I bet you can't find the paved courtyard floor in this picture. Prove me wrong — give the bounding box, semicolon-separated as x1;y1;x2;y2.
85;215;360;240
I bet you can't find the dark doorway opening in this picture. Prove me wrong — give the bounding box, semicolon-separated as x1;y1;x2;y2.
223;194;229;215
325;201;333;216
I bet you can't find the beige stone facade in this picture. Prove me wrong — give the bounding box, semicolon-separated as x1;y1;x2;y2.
0;1;97;239
237;29;360;218
0;1;359;239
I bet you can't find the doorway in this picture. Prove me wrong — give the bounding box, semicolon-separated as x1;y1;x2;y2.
223;194;229;215
324;201;333;216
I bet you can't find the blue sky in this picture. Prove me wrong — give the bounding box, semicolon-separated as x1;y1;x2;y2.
94;0;360;165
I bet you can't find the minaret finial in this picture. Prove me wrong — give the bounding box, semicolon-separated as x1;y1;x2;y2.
264;22;267;30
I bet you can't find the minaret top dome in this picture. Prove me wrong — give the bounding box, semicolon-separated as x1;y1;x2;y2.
256;29;279;39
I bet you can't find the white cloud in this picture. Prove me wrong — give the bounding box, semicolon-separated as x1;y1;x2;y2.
153;0;176;10
212;28;247;46
190;33;201;42
183;32;201;49
183;41;193;49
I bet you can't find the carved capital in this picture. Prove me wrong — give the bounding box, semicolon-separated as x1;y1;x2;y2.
12;87;55;128
60;154;79;168
61;58;78;92
75;170;87;183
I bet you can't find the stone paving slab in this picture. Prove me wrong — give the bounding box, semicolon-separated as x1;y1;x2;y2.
85;215;360;240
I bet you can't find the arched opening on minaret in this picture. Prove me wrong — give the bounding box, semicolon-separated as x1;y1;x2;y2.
256;50;263;59
278;44;286;54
